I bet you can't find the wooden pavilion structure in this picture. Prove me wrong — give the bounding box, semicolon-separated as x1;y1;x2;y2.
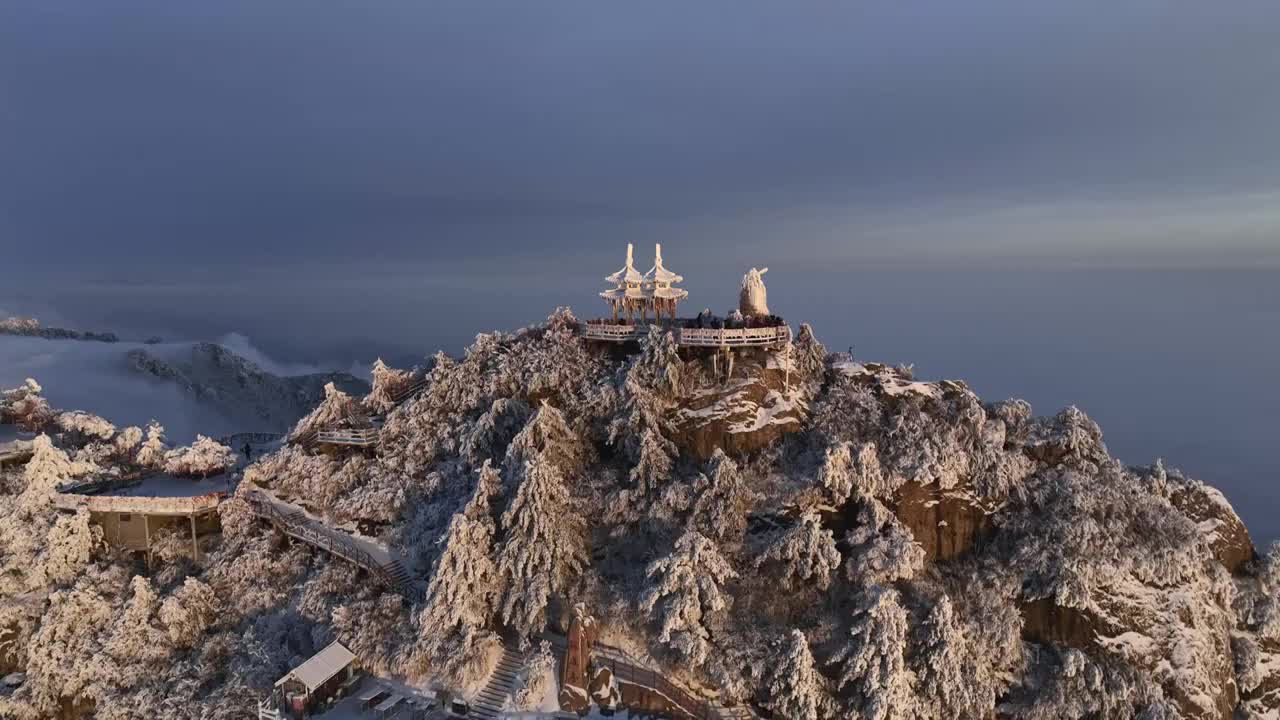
600;243;687;323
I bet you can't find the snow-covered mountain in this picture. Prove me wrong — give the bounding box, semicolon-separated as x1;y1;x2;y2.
0;321;368;440
125;341;368;434
1;309;1276;719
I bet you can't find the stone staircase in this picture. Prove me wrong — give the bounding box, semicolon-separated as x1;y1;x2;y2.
470;644;525;719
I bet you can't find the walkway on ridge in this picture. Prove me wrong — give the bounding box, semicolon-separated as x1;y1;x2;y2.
244;489;422;600
542;634;757;720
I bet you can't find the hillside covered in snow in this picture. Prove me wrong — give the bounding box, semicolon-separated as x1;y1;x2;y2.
0;322;368;441
1;309;1277;719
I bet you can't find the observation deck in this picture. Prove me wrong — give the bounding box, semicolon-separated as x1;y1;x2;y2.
580;320;792;348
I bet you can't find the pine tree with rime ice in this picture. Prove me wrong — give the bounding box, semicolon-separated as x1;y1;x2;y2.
162;435;235;478
291;381;361;442
19;434;82;508
463;397;531;467
134;421;168;469
912;595;984;717
790;323;829;387
763;629;836;720
41;509;102;587
513;640;556;710
639;528;738;667
503;402;582;488
113;426;142;460
365;358;416;414
754;511;841;590
496;456;585;639
690;449;758;542
609;327;681;497
413;462;501;682
56;411;116;442
159;577;221;648
1;377;52;429
831;585;916;720
819;442;886;503
103;575;171;688
844;494;925;586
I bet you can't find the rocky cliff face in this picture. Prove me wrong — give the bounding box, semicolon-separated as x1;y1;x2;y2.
670;349;807;460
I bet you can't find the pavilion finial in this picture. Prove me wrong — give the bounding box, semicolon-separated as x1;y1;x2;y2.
626;243;635;268
655;243;664;266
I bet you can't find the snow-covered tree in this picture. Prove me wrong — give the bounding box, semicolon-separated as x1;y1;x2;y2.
103;575;170;686
413;464;501;682
112;426;142;459
134;421;168;468
291;381;362;441
159;577;221;648
911;595;984;717
1;377;52;430
497;456;586;639
690;449;758;542
365;358;416;414
162;435;235;477
463;397;531;466
832;585;916;720
56;411;116;442
819;441;886;503
754;511;841;590
609;327;681;497
18;434;83;506
41;509;102;586
791;323;828;383
639;529;738;667
513;640;556;710
844;495;925;586
763;630;835;720
503;402;582;487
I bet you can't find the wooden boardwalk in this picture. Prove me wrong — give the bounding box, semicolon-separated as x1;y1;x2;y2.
244;490;419;600
543;634;757;720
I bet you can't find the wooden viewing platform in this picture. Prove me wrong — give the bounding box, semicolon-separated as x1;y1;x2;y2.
581;322;792;348
315;428;379;447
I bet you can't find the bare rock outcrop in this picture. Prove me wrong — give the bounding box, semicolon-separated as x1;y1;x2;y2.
670;352;807;461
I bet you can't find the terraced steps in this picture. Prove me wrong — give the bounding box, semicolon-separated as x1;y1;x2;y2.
470;644;526;719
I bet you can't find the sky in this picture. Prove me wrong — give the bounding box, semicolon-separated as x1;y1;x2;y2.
1;1;1278;539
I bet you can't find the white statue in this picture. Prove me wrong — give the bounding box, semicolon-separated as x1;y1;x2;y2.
739;267;770;317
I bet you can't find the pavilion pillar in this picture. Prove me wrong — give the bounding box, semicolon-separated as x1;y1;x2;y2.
190;514;200;562
144;514;152;569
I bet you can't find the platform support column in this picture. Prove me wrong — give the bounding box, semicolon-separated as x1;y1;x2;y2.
190;514;200;562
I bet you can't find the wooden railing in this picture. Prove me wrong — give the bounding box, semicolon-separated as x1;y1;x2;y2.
52;489;225;516
677;326;792;347
389;378;428;406
580;322;791;348
315;428;379;447
244;491;416;599
592;653;714;720
216;431;284;448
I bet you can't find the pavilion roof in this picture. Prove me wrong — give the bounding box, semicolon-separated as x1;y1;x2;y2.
644;243;684;284
606;243;645;284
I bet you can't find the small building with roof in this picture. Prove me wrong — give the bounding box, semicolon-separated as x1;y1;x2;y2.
263;641;360;719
